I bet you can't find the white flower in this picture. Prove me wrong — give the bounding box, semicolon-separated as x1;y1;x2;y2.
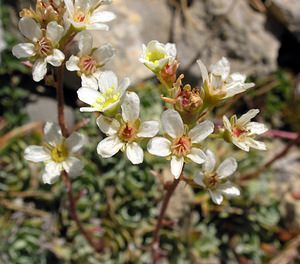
66;31;114;88
77;71;130;113
12;17;65;82
147;109;214;179
96;92;159;164
197;57;255;100
193;150;240;205
24;122;86;184
139;40;177;73
64;0;116;31
223;109;268;152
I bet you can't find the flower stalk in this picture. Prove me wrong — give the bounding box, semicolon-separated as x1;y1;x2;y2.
62;171;104;252
55;64;103;253
151;172;182;263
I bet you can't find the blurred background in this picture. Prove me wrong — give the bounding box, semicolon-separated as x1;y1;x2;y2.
1;0;300;263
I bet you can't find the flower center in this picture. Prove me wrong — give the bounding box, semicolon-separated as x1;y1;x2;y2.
79;55;97;75
92;87;120;112
171;136;191;157
74;10;88;23
204;173;219;189
118;123;137;142
232;127;247;138
50;143;68;163
35;37;53;57
146;50;167;65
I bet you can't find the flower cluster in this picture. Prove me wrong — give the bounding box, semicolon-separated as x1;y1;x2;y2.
140;40;268;204
13;0;116;82
17;1;268;207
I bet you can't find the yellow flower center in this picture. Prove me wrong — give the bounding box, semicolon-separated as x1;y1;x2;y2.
171;136;191;157
50;143;69;163
79;55;97;75
35;37;53;57
146;50;167;65
92;87;120;112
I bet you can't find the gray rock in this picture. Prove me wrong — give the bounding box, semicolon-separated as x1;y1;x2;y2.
174;0;279;79
92;0;172;84
26;94;75;129
269;0;300;41
92;0;279;85
267;140;300;229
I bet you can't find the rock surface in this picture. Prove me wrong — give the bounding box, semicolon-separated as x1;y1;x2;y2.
26;95;75;129
92;0;280;85
269;0;300;42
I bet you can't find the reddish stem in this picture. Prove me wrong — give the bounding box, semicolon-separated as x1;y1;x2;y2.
151;176;181;263
56;66;69;137
55;65;103;253
62;172;104;252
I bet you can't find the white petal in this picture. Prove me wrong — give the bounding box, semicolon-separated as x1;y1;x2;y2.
42;171;60;184
77;87;102;105
209;190;223;205
46;21;64;44
204;149;216;173
97;135;123;158
197;59;209;82
237;109;260;127
12;43;35;58
66;55;80;71
137;121;159;138
165;43;177;59
210;57;230;80
170;156;184;179
65;132;86;153
86;23;109;31
44;122;62;146
46;49;65;67
45;161;62;175
81;74;99;90
90;11;116;23
80;107;99;113
98;71;118;93
121;92;140;122
217;157;237;179
246;138;267;151
232;139;250;152
32;59;47;82
78;31;93;56
189;120;214;143
161;109;183;138
92;43;114;65
64;0;74;15
193;172;205;187
96;115;120;135
223;115;232;131
246;122;268;135
126;142;144;164
118;77;131;95
219;183;240;196
147;137;171;157
187;148;206;164
19;17;42;41
75;0;88;10
24;146;50;162
63;157;83;177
